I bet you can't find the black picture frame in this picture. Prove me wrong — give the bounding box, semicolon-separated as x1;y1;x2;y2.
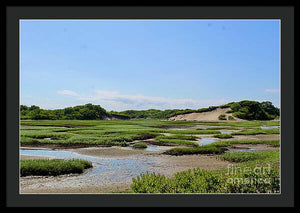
3;5;294;207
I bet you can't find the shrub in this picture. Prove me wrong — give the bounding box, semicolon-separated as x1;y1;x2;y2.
218;114;227;120
228;100;279;120
224;167;280;193
131;167;280;193
228;116;235;120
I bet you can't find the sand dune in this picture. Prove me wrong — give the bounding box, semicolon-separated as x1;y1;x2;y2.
169;107;242;121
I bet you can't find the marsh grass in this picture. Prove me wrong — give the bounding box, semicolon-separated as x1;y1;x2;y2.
231;129;279;135
210;140;280;147
20;159;93;176
20;136;39;143
213;134;233;139
133;142;147;149
20;123;159;147
164;139;279;156
20;120;280;148
219;151;269;163
164;145;225;156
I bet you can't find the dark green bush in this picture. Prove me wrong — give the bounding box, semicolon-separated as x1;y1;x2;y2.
228;100;279;120
218;114;227;120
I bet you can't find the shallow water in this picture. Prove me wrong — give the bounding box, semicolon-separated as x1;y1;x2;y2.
127;144;163;152
20;148;156;186
145;145;163;152
220;130;233;134
230;148;257;152
261;125;279;129
198;137;217;146
20;149;100;162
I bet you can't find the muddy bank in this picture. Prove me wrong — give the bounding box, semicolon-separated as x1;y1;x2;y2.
229;134;280;141
20;155;54;160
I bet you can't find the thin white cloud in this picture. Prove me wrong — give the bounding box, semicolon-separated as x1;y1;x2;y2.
265;89;280;93
58;89;227;111
57;90;80;96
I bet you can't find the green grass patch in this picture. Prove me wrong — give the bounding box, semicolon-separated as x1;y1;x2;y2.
20;136;39;143
20;159;93;176
210;140;280;147
218;114;227;120
219;151;269;163
213;134;233;139
164;145;225;156
133;142;147;149
231;128;279;135
164;140;279;156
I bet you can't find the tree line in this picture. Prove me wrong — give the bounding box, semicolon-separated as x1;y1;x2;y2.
20;100;279;120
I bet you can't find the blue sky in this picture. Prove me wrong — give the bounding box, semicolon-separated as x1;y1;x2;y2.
20;20;280;111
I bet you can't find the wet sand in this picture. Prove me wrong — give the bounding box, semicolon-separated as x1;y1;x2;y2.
229;134;280;141
20;155;54;160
